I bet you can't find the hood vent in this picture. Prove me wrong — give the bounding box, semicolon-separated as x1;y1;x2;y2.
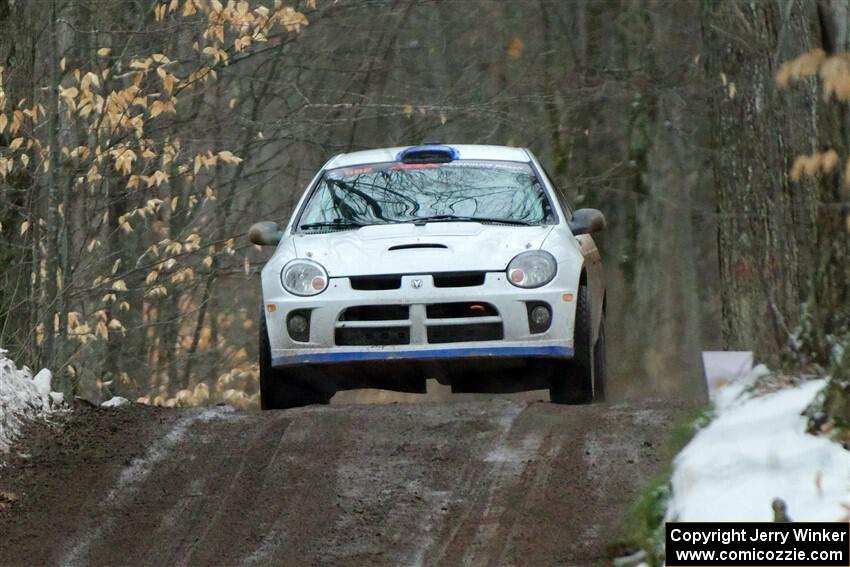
388;243;448;251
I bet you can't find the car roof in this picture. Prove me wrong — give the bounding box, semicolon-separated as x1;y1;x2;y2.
324;144;531;169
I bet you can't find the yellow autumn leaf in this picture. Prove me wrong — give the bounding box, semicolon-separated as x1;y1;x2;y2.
506;37;524;60
184;233;201;251
10;110;22;134
0;114;7;133
183;0;197;17
165;240;183;255
97;47;111;57
151;170;169;186
96;321;109;340
59;86;78;100
217;150;242;164
9;137;23;151
20;220;30;235
151;100;165;118
81;71;99;91
145;285;168;298
163;74;174;95
150;99;175;118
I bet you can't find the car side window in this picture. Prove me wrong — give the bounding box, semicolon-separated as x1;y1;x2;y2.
540;165;573;219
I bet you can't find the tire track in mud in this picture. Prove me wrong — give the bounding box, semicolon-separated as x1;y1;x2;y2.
0;398;693;567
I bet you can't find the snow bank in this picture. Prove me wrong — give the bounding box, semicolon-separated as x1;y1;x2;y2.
668;365;850;522
0;349;60;453
101;396;129;408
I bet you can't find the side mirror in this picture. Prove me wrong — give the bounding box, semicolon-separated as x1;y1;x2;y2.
569;208;606;236
249;221;283;246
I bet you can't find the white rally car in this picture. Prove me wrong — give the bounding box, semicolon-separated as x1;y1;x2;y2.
250;144;606;409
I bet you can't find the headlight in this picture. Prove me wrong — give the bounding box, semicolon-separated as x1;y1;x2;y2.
281;259;328;296
507;251;557;288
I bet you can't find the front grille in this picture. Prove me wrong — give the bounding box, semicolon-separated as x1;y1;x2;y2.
348;272;487;290
427;323;503;344
425;301;503;344
336;327;410;346
426;302;498;319
334;301;503;346
349;275;401;290
433;272;485;288
336;305;411;346
340;305;409;321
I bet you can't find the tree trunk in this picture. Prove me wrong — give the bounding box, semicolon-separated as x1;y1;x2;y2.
702;0;823;358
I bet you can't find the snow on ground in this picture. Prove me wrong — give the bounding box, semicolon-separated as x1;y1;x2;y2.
668;365;850;522
0;349;60;453
101;396;130;408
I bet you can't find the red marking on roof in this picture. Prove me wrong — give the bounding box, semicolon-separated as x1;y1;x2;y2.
343;166;375;176
388;163;441;170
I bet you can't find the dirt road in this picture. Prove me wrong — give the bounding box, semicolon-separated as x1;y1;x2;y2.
0;397;693;566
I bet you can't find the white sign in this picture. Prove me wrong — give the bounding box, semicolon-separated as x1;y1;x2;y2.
701;351;753;401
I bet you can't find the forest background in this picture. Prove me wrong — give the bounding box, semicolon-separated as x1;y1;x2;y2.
1;0;848;426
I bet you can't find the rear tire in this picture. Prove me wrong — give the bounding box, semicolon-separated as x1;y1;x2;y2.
550;285;595;404
259;309;332;409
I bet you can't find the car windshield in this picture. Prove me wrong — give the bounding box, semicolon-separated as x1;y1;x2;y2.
296;160;554;231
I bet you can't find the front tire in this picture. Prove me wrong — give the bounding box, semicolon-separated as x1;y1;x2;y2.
550;285;596;404
259;309;332;409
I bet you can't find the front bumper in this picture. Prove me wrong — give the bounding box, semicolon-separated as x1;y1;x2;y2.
272;345;573;367
264;272;577;368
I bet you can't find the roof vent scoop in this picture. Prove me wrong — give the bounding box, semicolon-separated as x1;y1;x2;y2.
396;145;459;164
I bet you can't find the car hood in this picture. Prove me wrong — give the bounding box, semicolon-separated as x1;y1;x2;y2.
291;223;555;277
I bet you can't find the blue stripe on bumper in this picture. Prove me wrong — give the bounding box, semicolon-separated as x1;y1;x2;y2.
272;346;573;367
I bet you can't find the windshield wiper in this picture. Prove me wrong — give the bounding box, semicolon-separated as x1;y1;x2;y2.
410;215;533;226
299;219;365;231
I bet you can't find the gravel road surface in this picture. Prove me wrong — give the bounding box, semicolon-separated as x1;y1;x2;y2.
0;396;694;566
